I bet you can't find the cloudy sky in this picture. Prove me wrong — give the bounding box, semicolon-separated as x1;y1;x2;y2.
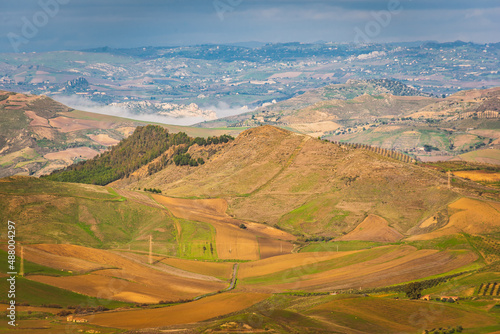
1;0;500;52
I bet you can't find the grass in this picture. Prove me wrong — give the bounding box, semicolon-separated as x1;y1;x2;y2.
177;218;217;260
406;235;472;251
278;194;349;236
0;177;177;248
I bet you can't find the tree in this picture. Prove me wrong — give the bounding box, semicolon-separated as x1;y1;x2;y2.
405;282;423;299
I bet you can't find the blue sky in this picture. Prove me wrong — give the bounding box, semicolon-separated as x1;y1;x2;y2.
1;0;500;52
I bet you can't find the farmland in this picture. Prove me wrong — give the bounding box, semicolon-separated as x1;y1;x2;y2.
1;124;499;333
85;293;270;329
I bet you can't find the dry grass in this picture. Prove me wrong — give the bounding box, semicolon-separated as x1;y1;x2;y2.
453;170;500;182
25;110;49;127
408;197;500;240
339;214;403;243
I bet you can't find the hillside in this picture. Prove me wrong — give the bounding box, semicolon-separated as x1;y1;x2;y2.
113;125;499;240
0;91;242;178
197;83;500;164
197;79;435;129
44;125;234;185
1;125;500;333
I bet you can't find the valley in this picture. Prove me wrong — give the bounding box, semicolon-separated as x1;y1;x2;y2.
1;123;500;333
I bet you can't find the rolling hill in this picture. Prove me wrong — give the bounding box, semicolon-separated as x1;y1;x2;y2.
0;91;242;178
109;125;499;240
198;83;500;164
1;123;500;333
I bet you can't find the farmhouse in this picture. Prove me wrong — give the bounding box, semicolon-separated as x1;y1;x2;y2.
420;294;431;301
440;296;459;302
66;315;88;323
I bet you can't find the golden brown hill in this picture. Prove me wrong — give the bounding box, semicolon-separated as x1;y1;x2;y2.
118;125;497;239
338;214;403;243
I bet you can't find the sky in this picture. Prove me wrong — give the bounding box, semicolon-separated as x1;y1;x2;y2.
1;0;500;52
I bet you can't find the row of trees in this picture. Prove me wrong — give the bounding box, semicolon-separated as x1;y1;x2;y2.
330;141;415;163
143;188;162;193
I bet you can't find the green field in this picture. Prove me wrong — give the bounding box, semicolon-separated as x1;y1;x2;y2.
177;218;217;260
0;177;177;248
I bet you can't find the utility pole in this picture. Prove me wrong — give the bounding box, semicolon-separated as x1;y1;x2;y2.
149;235;153;264
448;170;452;189
20;244;24;277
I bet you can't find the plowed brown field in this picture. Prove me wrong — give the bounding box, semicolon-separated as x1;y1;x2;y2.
85;293;270;329
160;257;234;279
25;244;226;303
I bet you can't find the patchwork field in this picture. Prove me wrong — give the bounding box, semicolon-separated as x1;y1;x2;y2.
238;251;360;279
452;149;500;165
309;296;498;333
238;246;477;292
24;244;227;303
152;194;295;260
43;147;101;163
85;293;270;329
48;116;115;133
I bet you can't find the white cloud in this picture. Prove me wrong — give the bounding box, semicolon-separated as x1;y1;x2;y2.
52;95;210;126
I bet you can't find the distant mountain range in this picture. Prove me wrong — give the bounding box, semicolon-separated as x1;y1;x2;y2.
1;41;498;115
